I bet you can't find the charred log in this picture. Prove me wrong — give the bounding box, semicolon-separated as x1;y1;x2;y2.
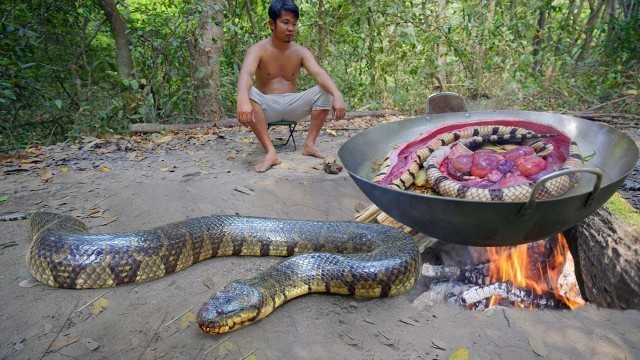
461;281;567;310
459;261;492;286
421;264;461;285
564;204;640;309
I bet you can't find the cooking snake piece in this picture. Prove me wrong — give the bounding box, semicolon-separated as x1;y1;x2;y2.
26;212;421;334
374;125;583;201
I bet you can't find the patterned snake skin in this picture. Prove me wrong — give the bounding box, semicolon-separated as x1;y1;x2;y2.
373;125;584;201
26;212;421;334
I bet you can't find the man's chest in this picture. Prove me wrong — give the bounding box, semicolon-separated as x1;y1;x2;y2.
257;53;303;79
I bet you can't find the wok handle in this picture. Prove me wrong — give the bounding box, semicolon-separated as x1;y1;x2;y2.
519;168;604;218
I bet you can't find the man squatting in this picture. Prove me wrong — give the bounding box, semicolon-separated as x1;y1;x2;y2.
236;0;347;173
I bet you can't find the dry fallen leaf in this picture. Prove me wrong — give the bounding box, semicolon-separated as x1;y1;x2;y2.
202;277;215;289
100;166;110;172
87;209;103;218
39;168;53;182
92;298;109;315
528;336;548;357
338;332;360;346
234;186;255;196
46;336;79;353
60;167;70;173
154;135;173;143
179;311;195;330
21;157;43;164
25;147;42;154
81;337;101;351
18;279;40;288
449;348;469;360
96;144;117;154
97;214;118;226
431;338;448;351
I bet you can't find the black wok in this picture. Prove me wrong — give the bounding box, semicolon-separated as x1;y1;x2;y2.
338;110;639;246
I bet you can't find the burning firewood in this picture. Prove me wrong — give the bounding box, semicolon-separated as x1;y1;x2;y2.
461;281;566;310
355;202;586;311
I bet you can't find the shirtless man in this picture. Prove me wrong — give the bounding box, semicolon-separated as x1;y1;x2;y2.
236;0;347;173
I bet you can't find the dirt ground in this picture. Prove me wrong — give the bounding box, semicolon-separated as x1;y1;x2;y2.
1;117;639;360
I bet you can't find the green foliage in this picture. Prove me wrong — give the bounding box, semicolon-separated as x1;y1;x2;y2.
1;0;638;154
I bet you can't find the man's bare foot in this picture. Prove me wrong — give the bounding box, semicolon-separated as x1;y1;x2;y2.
302;143;326;159
255;152;281;173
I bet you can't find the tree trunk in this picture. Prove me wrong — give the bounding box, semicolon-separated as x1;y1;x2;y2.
576;0;606;62
244;0;258;39
190;0;224;120
436;0;447;90
567;0;586;55
531;0;550;73
97;0;133;79
316;0;326;64
365;15;377;97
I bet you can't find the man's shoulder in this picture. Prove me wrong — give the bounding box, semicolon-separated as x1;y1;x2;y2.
250;39;271;51
290;42;310;52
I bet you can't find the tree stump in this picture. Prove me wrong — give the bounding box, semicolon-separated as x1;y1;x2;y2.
563;195;640;309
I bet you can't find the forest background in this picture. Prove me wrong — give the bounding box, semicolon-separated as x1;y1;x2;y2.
1;0;638;154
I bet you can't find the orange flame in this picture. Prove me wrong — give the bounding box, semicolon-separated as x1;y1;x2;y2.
487;234;585;309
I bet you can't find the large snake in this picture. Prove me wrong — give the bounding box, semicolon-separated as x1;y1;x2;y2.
25;212;421;334
373;124;584;201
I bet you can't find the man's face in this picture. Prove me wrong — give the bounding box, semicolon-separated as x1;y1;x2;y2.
271;11;297;43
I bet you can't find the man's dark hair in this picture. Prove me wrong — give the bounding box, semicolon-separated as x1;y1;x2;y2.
268;0;299;23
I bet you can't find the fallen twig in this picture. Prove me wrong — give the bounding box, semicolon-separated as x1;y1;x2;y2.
583;95;635;112
76;290;109;312
202;336;231;355
163;307;194;327
240;349;257;359
40;297;80;359
137;311;168;360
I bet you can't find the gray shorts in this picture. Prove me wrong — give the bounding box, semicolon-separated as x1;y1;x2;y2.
249;85;333;123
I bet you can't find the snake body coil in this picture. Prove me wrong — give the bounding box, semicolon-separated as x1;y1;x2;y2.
374;125;583;201
27;212;421;334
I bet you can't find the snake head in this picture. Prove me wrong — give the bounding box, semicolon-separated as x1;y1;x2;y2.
196;282;264;334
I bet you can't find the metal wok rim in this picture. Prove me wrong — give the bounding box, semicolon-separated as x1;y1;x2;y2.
340;110;636;204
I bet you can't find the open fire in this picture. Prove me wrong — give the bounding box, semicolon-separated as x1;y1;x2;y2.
484;233;585;309
416;233;586;311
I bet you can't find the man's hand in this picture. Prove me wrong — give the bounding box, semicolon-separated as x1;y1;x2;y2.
332;95;346;121
237;98;254;126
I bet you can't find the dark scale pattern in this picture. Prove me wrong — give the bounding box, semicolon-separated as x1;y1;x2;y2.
27;212;420;333
489;189;505;201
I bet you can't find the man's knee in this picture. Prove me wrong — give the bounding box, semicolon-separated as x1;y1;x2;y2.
311;86;333;111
